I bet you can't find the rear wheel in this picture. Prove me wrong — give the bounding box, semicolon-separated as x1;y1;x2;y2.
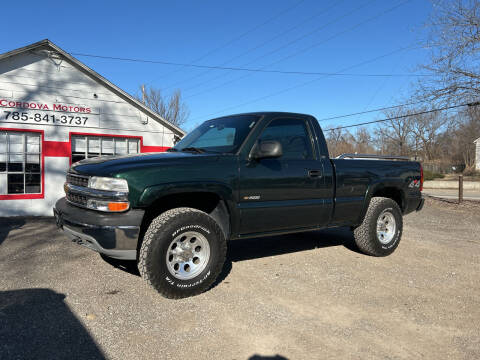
138;207;227;299
353;197;403;256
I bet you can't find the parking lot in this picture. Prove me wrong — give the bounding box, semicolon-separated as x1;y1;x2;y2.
1;197;479;360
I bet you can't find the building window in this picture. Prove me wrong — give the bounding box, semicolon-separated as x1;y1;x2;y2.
71;135;140;163
0;131;42;195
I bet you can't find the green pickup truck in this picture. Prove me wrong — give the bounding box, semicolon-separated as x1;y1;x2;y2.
54;112;424;298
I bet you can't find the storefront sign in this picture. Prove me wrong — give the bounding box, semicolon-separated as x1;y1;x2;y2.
0;99;100;127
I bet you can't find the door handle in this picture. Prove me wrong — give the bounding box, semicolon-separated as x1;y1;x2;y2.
308;169;322;178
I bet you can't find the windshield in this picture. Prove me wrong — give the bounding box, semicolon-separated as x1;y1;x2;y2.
174;115;259;153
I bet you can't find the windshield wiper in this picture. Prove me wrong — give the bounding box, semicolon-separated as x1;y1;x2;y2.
180;147;206;154
166;148;178;152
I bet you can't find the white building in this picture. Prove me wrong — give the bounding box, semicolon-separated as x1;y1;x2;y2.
0;39;185;216
475;137;480;171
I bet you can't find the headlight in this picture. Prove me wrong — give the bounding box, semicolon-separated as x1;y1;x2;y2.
88;177;129;192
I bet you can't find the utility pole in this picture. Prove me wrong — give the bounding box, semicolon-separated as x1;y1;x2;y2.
458;175;464;203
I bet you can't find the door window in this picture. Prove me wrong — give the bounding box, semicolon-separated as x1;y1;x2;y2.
257;118;314;159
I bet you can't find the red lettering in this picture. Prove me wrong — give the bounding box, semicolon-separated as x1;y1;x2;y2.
0;100;6;106
53;104;62;111
85;108;91;113
73;107;79;112
44;104;49;110
16;102;21;108
29;103;36;109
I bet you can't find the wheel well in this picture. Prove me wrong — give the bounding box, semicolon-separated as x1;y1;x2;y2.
138;192;231;252
371;187;405;211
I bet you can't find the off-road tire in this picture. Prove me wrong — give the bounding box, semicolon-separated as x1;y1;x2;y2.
138;207;227;299
353;197;403;257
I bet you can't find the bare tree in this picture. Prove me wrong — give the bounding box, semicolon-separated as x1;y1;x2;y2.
410;110;450;160
418;0;480;104
374;108;414;156
449;106;480;168
325;127;355;157
353;127;375;154
136;85;189;127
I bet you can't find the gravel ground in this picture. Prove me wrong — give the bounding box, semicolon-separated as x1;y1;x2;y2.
1;197;479;360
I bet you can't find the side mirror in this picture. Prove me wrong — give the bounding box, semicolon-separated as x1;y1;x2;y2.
251;140;283;160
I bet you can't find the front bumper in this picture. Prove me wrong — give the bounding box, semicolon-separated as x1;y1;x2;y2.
53;197;144;260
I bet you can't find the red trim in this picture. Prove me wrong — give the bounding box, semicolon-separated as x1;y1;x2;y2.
141;145;169;152
44;141;70;157
0;127;45;200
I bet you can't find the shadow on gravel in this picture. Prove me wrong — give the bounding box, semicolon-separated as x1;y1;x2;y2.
99;254;140;276
212;227;358;290
100;227;359;290
249;355;288;360
0;288;105;359
0;218;26;246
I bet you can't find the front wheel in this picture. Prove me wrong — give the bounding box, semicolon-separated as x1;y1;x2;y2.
138;207;227;299
353;197;403;256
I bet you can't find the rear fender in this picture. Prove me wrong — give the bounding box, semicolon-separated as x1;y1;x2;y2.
359;182;405;225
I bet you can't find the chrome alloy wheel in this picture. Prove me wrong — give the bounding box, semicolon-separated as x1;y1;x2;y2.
166;231;210;280
376;210;396;244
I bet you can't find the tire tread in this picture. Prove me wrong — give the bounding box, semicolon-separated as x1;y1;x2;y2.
353;197;402;257
138;207;227;299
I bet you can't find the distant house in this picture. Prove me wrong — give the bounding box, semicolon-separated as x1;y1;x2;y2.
476;137;480;170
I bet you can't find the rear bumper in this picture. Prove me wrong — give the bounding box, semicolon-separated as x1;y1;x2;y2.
404;194;425;215
53;197;144;260
416;197;425;211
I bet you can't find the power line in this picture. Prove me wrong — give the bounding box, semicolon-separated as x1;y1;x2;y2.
145;0;307;85
69;52;429;77
188;44;421;122
159;0;347;91
184;0;413;100
324;102;479;131
180;0;379;95
316;99;433;122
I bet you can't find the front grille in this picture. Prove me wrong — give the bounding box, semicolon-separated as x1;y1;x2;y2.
66;192;88;206
67;173;89;187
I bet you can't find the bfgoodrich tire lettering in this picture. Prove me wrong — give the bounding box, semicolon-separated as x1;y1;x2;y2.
353;197;403;257
138;207;227;299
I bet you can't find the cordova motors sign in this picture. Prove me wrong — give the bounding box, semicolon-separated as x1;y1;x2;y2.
0;99;100;127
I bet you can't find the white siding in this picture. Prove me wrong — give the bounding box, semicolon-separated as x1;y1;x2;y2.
0;48;181;216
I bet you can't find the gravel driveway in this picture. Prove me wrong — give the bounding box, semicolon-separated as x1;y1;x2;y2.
1;197;479;360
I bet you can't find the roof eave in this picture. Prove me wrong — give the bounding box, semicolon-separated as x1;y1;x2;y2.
0;39;185;136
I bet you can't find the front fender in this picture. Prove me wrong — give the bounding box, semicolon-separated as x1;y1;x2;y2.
137;181;235;207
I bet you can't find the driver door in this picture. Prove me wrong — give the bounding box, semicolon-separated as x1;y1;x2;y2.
238;117;327;234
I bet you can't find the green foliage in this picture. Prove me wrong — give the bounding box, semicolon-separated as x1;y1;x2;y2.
424;170;445;181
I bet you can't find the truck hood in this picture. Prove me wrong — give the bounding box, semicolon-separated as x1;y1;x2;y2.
70;151;221;177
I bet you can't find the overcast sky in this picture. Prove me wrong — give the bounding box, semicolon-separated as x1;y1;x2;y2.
2;0;432;131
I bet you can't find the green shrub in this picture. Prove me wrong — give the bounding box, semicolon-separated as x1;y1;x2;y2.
423;170;445;181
